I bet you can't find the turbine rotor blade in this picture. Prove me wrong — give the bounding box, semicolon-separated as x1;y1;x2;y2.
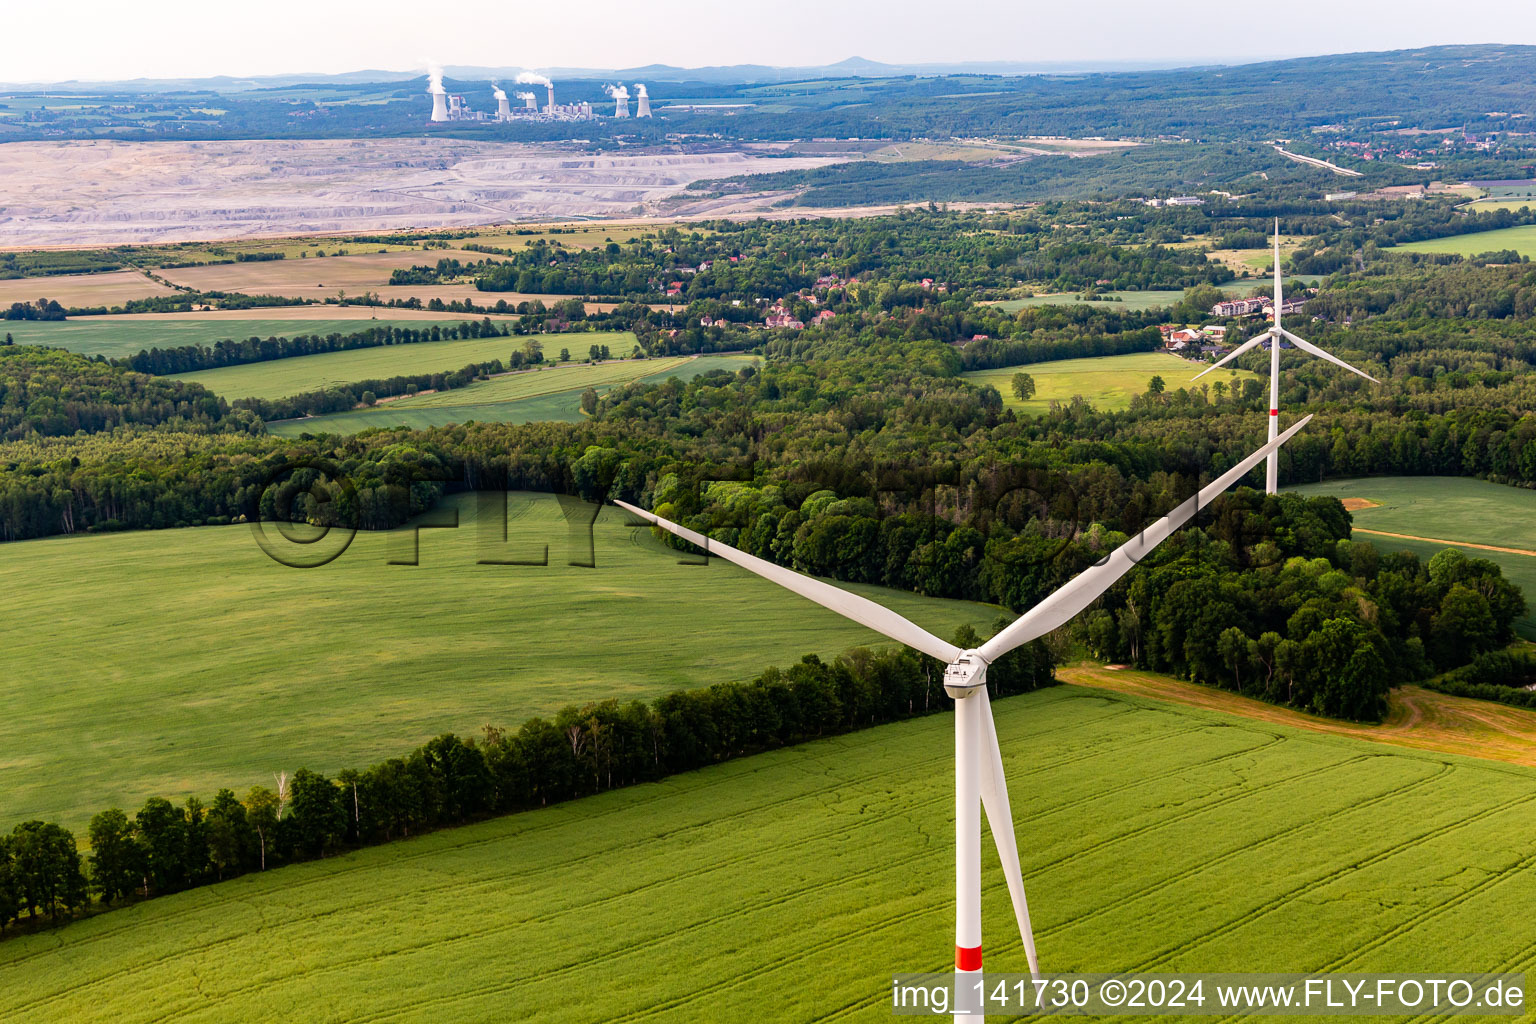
615;500;963;663
977;688;1040;978
1273;219;1284;317
1278;328;1380;383
1191;331;1271;380
977;414;1314;663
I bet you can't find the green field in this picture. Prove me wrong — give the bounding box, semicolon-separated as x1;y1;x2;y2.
269;354;755;435
166;332;639;402
6;683;1535;1022
963;351;1258;415
0;318;503;360
0;493;997;830
1392;223;1536;258
1287;476;1536;639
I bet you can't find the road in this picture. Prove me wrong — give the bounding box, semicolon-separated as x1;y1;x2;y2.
1272;144;1364;177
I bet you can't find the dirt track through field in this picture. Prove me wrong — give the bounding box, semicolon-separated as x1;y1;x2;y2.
1350;527;1536;558
1061;664;1536;767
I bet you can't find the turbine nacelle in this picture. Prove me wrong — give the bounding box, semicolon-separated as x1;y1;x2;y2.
943;652;988;699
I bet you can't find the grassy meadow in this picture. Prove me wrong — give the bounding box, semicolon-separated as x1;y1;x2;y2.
0;493;997;830
166;332;640;402
5;684;1535;1022
270;353;754;435
3;314;514;360
963;350;1257;415
1287;476;1536;639
1392;223;1536;258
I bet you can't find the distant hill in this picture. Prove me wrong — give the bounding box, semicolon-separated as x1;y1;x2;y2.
2;55;1266;93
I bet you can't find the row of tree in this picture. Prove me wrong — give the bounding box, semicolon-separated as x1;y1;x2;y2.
115;318;513;375
0;634;1054;935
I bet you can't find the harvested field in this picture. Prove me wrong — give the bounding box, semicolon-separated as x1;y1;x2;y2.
0;139;840;247
154;251;507;296
0;269;172;307
1060;663;1536;768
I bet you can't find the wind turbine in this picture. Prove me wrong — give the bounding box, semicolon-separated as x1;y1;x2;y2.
616;417;1311;1023
1193;220;1377;493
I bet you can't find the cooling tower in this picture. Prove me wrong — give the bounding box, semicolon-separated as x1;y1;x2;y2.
496;92;511;118
635;85;651;118
430;91;449;122
614;96;630;117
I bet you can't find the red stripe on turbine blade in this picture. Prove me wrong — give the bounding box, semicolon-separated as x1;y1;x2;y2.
956;945;983;971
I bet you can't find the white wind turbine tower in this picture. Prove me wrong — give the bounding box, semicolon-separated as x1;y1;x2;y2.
1193;220;1377;494
617;418;1310;1024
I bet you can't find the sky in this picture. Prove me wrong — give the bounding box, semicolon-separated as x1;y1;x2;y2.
7;0;1536;83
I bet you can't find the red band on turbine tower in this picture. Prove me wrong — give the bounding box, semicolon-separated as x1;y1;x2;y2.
1269;408;1279;416
956;945;983;971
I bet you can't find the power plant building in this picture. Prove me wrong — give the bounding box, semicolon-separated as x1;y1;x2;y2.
428;74;643;124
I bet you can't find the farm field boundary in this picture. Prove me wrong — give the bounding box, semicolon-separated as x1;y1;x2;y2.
1060;664;1536;768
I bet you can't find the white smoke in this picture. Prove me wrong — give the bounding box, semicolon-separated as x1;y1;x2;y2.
604;83;629;100
634;83;648;98
515;91;537;101
425;62;445;95
492;81;507;101
516;71;553;88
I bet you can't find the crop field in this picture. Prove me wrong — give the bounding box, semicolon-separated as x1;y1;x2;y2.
963;351;1257;415
154;251;511;298
5;683;1535;1022
1392;224;1536;258
165;332;636;401
2;314;514;360
0;492;996;830
0;269;172;308
269;352;750;435
1287;476;1536;639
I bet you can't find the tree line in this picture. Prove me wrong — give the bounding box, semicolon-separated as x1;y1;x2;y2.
0;634;1054;937
115;318;513;375
1420;648;1536;710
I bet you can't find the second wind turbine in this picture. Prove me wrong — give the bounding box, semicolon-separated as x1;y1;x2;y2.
1193;221;1379;493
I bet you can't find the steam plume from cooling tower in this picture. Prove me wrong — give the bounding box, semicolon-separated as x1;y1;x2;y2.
493;82;511;118
606;83;630;117
515;71;553;88
425;63;448;122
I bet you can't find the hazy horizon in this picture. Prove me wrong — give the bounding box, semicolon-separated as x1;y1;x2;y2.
7;0;1536;86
